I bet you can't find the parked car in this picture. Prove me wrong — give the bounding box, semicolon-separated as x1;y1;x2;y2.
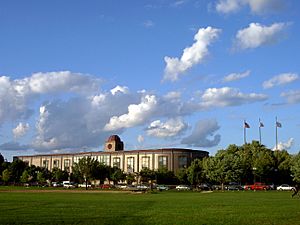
156;185;169;191
136;184;149;190
197;183;212;191
176;185;191;191
63;181;76;188
277;184;295;191
99;184;115;189
52;182;63;187
212;184;222;190
225;182;243;191
244;182;270;191
78;183;92;188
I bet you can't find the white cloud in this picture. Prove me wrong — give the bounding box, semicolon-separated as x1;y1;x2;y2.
0;71;101;125
13;123;29;139
146;117;188;138
181;119;221;147
143;20;154;28
163;27;221;82
200;87;268;108
110;85;129;95
104;95;158;131
263;73;298;89
281;90;300;104
223;70;251;82
216;0;286;14
273;138;294;150
137;135;144;144
216;0;243;13
234;22;288;50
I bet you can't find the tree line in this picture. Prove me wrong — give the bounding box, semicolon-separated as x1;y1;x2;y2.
1;141;300;189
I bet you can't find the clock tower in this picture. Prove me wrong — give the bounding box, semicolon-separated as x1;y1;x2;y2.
104;135;124;152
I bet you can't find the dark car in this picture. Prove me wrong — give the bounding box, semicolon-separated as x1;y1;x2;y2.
225;182;243;191
197;183;212;191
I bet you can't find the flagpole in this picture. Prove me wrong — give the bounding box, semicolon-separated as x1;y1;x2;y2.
275;117;278;150
259;118;262;145
244;120;246;144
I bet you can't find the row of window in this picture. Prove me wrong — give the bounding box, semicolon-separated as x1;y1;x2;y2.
42;156;188;172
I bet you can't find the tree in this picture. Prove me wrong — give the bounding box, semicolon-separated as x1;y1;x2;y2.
291;152;300;183
187;159;205;186
139;168;156;189
176;168;188;184
0;153;4;174
51;168;69;182
156;168;177;184
20;170;30;184
203;150;243;190
125;173;136;185
2;169;11;184
9;159;27;183
72;157;99;190
109;167;125;185
37;171;46;184
273;150;292;184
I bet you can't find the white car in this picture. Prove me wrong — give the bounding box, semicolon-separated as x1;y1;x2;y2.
176;185;191;191
78;183;92;188
276;184;295;191
63;181;76;188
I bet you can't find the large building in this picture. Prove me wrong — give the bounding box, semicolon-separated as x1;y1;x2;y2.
14;135;209;174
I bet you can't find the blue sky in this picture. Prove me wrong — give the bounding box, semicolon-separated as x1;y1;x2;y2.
0;0;299;161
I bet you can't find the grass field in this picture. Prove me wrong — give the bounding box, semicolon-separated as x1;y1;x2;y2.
0;187;300;225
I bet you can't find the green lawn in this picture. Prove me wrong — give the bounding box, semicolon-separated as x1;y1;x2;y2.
0;187;300;225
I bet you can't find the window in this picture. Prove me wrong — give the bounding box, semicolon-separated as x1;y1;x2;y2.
53;160;59;168
178;156;187;169
42;160;49;169
158;156;168;169
100;155;110;166
127;157;135;172
141;156;150;169
113;157;121;168
64;159;70;172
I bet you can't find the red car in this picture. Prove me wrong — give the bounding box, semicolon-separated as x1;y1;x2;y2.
244;182;270;191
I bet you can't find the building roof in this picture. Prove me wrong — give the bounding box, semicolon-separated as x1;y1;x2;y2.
106;135;121;142
15;148;208;158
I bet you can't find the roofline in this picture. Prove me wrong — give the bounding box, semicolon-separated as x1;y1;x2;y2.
14;148;208;158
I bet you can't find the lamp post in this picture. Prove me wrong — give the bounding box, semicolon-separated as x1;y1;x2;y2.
253;167;257;183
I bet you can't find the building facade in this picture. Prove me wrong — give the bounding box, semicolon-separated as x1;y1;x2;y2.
14;135;209;174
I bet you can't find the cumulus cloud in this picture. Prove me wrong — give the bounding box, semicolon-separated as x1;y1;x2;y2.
163;27;221;82
199;87;268;108
110;85;129;95
104;95;158;131
234;22;288;50
281;90;300;104
13;123;29;139
223;70;251;82
0;71;101;125
273;138;294;150
216;0;286;14
181;119;221;147
146;117;188;138
263;73;298;89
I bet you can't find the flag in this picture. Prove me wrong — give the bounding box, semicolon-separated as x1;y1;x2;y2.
244;122;250;128
259;122;264;127
276;121;282;128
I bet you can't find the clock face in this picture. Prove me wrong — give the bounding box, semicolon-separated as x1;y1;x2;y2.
107;144;112;149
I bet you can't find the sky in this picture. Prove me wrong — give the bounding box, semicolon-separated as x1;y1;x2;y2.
0;0;299;161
